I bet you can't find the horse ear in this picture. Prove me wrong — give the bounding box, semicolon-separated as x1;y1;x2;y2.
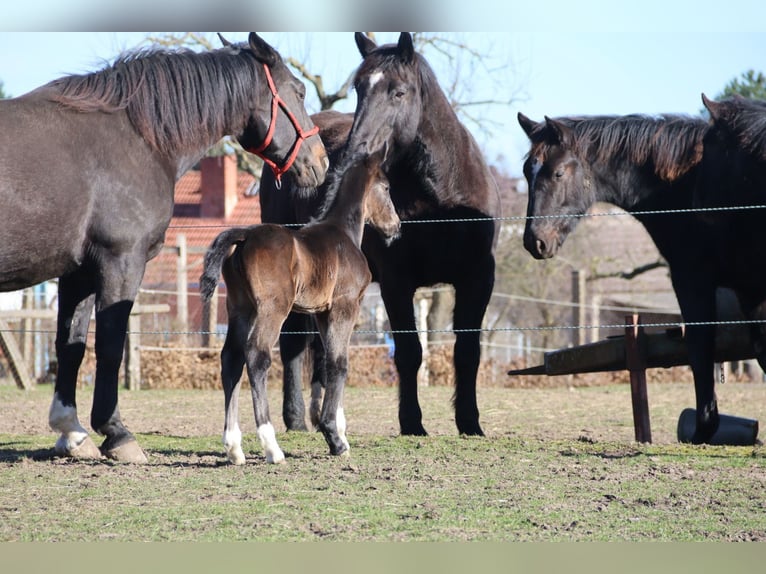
355;32;378;57
701;93;724;121
544;116;574;147
397;32;415;64
517;112;539;139
217;33;233;47
248;32;280;67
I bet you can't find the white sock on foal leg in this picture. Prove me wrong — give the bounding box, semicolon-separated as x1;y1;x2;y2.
223;425;246;465
336;407;350;454
257;422;285;464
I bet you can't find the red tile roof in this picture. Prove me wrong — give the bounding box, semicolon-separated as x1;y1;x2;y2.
142;167;261;290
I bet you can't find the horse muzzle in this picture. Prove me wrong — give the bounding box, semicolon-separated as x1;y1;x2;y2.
523;226;559;260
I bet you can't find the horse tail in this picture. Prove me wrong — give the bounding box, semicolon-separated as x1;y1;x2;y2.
199;227;251;303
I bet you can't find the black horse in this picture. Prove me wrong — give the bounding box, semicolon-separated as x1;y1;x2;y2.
260;33;501;437
516;110;763;444
0;33;328;462
697;94;766;366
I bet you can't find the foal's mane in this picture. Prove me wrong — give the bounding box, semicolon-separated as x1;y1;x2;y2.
533;114;708;182
714;97;766;160
311;151;367;223
47;44;259;156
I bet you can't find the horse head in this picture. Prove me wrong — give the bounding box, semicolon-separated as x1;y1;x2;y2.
345;32;422;160
233;32;329;188
698;93;766;209
517;112;595;260
362;151;400;244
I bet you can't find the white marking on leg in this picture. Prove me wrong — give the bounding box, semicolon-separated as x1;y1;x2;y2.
367;70;384;90
257;422;285;464
336;406;350;454
48;393;90;455
223;425;246;465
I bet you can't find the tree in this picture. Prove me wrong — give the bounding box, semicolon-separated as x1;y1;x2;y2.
714;70;766;102
0;80;8;99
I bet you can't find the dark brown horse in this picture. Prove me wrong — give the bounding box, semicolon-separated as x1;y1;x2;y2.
697;94;766;368
0;33;328;463
517;110;766;444
199;153;399;464
260;33;502;438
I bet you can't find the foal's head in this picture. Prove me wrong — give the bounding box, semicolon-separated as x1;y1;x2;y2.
360;155;400;243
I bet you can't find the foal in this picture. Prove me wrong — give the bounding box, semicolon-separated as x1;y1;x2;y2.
200;153;399;464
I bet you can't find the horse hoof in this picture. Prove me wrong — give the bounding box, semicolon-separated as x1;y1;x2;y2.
55;435;104;460
102;440;148;464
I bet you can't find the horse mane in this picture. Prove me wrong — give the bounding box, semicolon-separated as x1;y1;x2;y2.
47;44;259;156
714;97;766;160
531;114;708;182
310;151;367;223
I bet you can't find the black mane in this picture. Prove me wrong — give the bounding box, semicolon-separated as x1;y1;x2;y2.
530;114;708;182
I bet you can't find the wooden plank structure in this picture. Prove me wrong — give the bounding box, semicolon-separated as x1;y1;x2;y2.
508;314;757;443
1;304;168;391
0;318;35;390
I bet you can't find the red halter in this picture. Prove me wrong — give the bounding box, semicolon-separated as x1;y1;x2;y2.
246;63;320;187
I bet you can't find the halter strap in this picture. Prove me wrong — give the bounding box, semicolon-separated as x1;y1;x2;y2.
246;63;319;187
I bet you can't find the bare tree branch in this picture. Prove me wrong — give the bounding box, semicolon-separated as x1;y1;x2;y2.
587;259;668;282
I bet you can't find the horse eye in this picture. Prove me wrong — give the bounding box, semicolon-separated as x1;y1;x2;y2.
554;169;564;179
393;88;406;100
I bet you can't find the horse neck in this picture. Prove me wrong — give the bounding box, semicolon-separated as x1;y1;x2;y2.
406;93;495;210
321;178;367;246
586;153;696;213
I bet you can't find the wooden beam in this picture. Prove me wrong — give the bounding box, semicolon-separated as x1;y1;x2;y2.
0;318;34;390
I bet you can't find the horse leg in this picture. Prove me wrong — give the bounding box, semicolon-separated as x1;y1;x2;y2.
380;283;426;436
221;318;248;465
452;266;494;436
746;300;766;372
48;272;102;460
314;311;351;455
279;312;310;431
246;341;285;464
675;282;719;443
308;320;327;430
90;255;148;463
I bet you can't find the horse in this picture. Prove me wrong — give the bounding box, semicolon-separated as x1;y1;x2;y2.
199;152;399;464
516;110;766;444
260;33;502;438
0;32;328;463
696;94;766;366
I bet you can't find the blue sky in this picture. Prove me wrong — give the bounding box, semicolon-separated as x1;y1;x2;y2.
2;3;765;175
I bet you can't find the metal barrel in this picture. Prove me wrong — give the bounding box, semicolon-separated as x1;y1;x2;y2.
677;408;759;445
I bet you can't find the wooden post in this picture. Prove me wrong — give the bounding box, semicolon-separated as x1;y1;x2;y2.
122;304;170;390
625;314;652;443
417;295;430;387
176;234;188;343
0;318;34;390
571;269;586;347
125;312;141;390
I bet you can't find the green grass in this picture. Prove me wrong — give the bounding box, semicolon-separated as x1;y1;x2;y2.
2;430;765;541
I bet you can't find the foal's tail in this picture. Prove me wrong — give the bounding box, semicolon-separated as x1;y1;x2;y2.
199;227;251;303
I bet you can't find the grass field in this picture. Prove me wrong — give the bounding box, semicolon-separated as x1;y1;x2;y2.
1;381;765;541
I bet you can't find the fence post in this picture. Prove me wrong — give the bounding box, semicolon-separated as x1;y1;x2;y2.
176;233;188;343
201;285;218;347
625;314;652;443
571;269;586;347
125;312;141;390
417;295;430;387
